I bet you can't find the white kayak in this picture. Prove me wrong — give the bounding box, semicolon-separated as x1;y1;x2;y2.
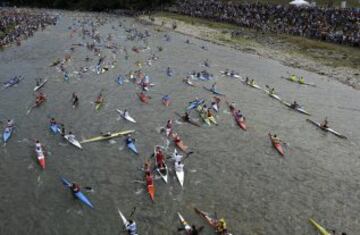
118;208;129;228
177;212;192;233
265;90;282;101
154;146;168;183
33;79;48;92
220;71;242;79
117;109;136;123
175;162;185;187
212;102;219;112
282;101;311;116
64;135;83;149
306;119;347;139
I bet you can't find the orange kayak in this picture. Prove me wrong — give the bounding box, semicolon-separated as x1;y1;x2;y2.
145;173;155;201
172;134;188;152
235;115;247;130
269;133;284;156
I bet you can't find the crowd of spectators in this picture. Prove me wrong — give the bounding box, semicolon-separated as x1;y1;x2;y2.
171;0;360;47
0;8;58;47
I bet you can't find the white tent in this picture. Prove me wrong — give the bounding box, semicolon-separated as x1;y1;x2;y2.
289;0;311;6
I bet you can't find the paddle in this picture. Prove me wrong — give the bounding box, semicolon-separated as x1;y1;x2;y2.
129;206;136;218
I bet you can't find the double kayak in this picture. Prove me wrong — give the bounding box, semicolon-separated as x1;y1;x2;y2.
80;130;135;144
283;76;316;87
309;218;331;235
33;79;48;92
306;119;347;139
60;177;94;208
117;109;136;123
177;212;192;233
3;126;14;143
269;133;285;156
282;101;311;116
194;208;232;235
203;86;225;96
64;135;83;149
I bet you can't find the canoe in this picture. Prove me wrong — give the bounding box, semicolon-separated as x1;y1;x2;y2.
175;161;185;187
64;135;83;149
137;93;149;103
49;123;60;134
282;101;311;116
3;126;14;143
116;110;136;123
203;86;225;96
80;130;135;144
309;218;331;235
33;79;48;92
154;148;168;183
118;208;129;228
177;212;192;233
127;141;138;155
35;146;46;169
194;208;233;235
306;119;347;139
60;176;94;208
269;133;284;156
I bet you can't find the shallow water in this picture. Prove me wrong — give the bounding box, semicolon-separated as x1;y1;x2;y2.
0;11;360;235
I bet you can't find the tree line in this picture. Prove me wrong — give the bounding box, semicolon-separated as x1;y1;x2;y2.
10;0;174;11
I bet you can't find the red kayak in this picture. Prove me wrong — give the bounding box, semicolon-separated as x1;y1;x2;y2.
269;133;284;156
35;145;46;169
137;93;149;103
235;115;247;130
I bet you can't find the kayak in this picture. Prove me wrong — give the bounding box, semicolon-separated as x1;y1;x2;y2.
60;176;94;208
49;123;60;134
269;133;284;156
234;115;247;131
137;93;149;103
282;101;311;116
175;112;201;127
118;208;129;229
162;95;171;106
283;76;316;87
194;208;233;235
64;135;83;149
306;119;347;139
3;75;24;89
220;71;242;79
175;161;185;187
244;81;262;90
115;76;123;85
35;145;46;169
309;218;331;235
127;141;138;155
173;136;188;153
183;78;196;87
177;212;192;233
116;109;136;123
203;86;225;96
80;130;135;144
208;115;217;125
95;101;103;111
197;106;211;126
3;126;14;143
186;99;205;111
33;79;48;92
154;148;168;183
145;170;155;201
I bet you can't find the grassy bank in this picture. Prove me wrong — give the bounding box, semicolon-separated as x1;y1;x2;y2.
153;12;360;70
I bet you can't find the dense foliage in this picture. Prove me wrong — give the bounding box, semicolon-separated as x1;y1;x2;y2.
10;0;174;11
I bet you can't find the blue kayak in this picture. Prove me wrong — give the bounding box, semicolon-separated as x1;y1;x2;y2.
203;86;225;96
186;99;205;111
49;124;60;134
60;176;94;209
127;142;138;155
3;127;14;143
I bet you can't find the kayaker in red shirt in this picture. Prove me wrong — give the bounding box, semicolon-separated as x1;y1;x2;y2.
70;183;80;193
145;174;153;186
155;147;165;168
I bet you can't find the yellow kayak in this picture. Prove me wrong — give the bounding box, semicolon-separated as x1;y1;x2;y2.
80;130;135;144
95;102;103;111
309;218;331;235
200;112;211;126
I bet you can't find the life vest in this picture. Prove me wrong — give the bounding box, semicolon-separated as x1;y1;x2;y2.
126;222;137;235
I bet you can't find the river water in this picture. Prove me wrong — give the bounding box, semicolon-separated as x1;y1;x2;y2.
0;10;360;235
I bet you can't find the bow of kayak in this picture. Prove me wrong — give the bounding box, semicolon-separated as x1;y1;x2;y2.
309;218;331;235
177;212;192;232
116;109;136;123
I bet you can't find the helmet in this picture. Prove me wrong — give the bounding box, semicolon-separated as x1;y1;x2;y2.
219;218;225;224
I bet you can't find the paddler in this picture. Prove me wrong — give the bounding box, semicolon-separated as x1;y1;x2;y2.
126;134;135;145
36;92;46;105
36;78;42;86
270;133;281;144
211;82;217;92
249;79;255;85
72;92;79;107
125;220;137;235
173;150;183;163
67;131;75;141
60;124;65;137
298;76;305;84
245;77;249;83
229;102;236;113
6;119;14;128
95;93;103;104
100;132;111;137
235;109;243;119
50;118;57;125
166;119;172;130
207;108;214;118
290;101;300;109
70;182;81;194
155;146;165;169
269;88;275;95
320;117;329;129
175;160;184;172
216;218;228;234
190;225;203;235
183;112;190;121
124;109;129;117
35;140;42;154
144;161;151;175
290;74;297;81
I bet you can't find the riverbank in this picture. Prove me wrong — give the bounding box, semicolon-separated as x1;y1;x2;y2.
138;12;360;90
